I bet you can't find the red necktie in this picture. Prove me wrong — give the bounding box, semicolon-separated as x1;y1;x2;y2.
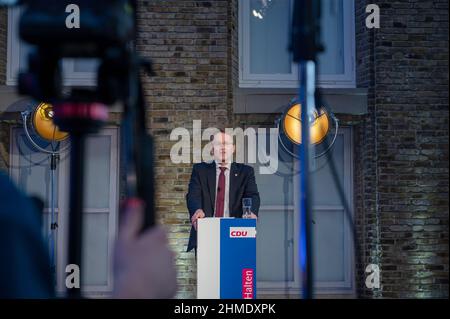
215;167;226;217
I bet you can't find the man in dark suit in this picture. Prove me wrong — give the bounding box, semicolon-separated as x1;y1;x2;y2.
186;131;260;252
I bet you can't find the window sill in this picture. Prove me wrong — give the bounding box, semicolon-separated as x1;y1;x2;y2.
233;87;368;115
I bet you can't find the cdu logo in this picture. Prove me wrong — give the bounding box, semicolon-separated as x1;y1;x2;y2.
230;227;256;238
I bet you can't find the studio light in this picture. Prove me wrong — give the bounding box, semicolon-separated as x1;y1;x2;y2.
32;102;69;142
277;100;339;159
283;103;330;145
21;102;70;278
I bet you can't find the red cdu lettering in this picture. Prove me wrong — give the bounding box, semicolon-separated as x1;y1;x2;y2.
231;231;248;237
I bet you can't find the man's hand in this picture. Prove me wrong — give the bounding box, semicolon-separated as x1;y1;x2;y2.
191;209;205;230
243;212;258;219
113;198;177;299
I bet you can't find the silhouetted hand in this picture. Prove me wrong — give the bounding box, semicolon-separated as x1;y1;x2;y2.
113;198;177;299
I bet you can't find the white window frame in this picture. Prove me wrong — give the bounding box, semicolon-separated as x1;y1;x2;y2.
6;7;97;87
239;0;356;88
9;126;120;297
256;127;355;296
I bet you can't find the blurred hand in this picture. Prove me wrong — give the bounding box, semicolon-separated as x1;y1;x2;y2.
113;198;177;299
243;212;258;219
191;209;205;231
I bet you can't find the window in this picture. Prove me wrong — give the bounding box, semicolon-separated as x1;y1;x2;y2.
239;0;355;88
7;7;98;86
9;127;119;297
250;127;354;296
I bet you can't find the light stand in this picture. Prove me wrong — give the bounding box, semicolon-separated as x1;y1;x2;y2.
21;108;68;284
297;61;315;299
291;0;324;299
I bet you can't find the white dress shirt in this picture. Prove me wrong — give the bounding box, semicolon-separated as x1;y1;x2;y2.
214;161;231;217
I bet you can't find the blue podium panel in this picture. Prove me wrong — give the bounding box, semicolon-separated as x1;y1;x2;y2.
197;218;257;299
220;218;257;299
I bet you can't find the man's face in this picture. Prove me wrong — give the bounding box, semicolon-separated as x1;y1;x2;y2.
212;132;235;163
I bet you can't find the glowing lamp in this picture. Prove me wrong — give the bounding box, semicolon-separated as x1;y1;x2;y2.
33;102;69;142
282;103;330;145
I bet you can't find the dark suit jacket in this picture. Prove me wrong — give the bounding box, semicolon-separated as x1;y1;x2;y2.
186;162;260;252
0;173;54;298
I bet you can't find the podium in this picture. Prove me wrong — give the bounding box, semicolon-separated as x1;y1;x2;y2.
197;217;257;299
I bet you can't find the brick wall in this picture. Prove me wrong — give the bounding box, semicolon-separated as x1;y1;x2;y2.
136;0;231;298
0;0;447;299
355;0;382;298
355;0;449;298
0;121;10;171
0;7;6;85
0;7;9;170
0;116;13;172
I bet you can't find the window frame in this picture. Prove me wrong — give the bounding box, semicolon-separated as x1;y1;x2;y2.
9;126;120;297
238;0;356;88
6;7;97;87
255;127;355;296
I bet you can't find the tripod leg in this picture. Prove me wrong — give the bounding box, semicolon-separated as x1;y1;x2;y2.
66;133;86;298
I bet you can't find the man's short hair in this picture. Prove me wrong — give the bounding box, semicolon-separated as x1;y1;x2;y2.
210;128;226;142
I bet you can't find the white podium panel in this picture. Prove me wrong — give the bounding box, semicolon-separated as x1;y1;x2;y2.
197;218;256;299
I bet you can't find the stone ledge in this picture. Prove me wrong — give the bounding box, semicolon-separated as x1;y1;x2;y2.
234;87;368;115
